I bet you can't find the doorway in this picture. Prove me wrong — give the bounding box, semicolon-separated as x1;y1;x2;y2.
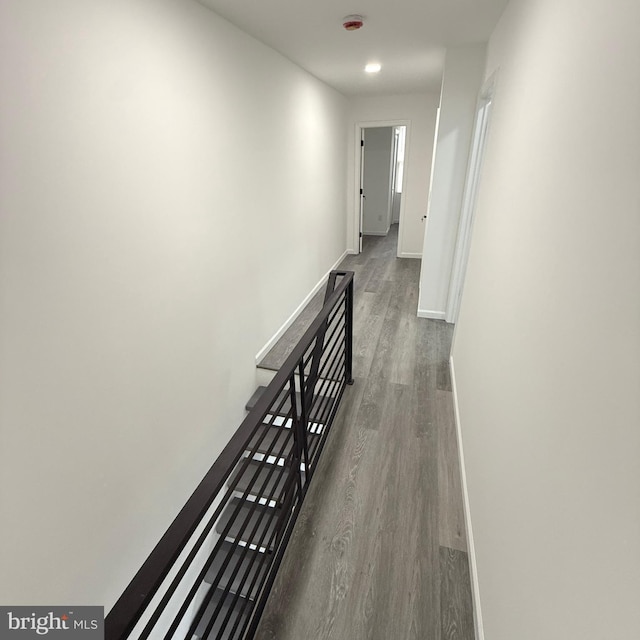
355;121;410;257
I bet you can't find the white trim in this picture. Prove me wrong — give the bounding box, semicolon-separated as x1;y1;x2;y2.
449;356;485;640
254;251;348;364
354;120;412;258
398;251;421;259
446;71;498;324
417;308;446;320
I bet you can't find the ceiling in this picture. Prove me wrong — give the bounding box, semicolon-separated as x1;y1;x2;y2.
197;0;508;96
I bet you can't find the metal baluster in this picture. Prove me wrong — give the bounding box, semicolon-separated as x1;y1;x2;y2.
297;361;311;488
345;276;354;385
287;373;304;501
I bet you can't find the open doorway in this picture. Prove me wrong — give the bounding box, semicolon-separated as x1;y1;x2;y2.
355;121;410;257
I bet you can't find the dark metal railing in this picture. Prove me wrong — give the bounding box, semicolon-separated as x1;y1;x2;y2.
106;270;354;640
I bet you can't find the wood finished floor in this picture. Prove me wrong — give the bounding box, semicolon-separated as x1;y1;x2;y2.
255;226;473;640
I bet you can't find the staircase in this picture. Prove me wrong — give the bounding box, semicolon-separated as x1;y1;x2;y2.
193;388;326;639
105;270;354;640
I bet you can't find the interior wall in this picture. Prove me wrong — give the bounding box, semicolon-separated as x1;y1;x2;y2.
347;93;440;257
362;127;394;236
451;0;640;638
0;0;347;608
418;44;486;319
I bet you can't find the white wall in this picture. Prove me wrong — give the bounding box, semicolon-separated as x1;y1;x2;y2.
452;0;640;638
348;93;440;257
418;45;486;318
362;127;393;235
0;0;347;609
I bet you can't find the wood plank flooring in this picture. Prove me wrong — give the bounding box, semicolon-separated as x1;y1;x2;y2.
255;226;474;640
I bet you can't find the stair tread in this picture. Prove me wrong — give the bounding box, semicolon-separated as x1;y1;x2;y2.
204;541;268;600
247;423;294;458
246;422;320;459
229;459;289;501
245;386;299;415
193;588;249;640
245;385;332;420
215;498;280;549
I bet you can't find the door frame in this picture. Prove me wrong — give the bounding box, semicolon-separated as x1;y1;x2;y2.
390;127;401;224
446;74;497;324
354;120;411;257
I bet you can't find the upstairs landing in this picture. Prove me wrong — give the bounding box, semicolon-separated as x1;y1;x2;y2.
255;226;474;640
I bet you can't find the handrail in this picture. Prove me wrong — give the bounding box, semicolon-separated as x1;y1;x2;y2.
106;270;354;640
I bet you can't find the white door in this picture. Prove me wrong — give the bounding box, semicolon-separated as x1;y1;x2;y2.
446;83;495;323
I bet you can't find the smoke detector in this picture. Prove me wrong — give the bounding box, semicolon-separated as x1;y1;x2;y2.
343;15;364;31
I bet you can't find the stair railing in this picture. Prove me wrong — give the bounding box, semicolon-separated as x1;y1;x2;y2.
105;270;354;640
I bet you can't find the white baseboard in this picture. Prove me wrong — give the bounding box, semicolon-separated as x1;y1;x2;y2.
417;308;446;320
398;252;421;259
255;250;349;365
363;231;389;237
449;356;484;640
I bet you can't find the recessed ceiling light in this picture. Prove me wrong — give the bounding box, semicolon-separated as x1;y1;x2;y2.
365;63;381;73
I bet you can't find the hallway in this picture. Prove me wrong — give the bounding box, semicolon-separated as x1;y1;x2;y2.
255;227;474;639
